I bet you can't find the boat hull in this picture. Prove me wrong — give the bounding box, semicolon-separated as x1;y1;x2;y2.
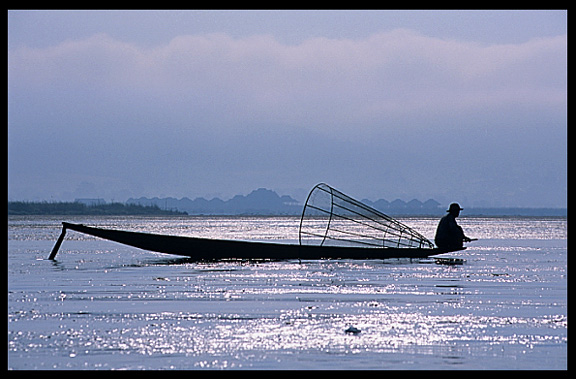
51;222;447;261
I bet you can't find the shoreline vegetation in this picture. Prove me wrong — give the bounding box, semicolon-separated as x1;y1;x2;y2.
7;201;187;216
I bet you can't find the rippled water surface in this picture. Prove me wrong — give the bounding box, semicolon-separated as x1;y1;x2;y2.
8;216;567;370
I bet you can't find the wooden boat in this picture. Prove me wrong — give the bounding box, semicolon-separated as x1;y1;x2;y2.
49;222;449;261
49;184;465;261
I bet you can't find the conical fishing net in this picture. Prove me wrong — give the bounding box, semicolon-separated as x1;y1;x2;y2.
299;183;434;249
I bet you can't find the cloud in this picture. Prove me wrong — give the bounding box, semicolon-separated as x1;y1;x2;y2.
9;30;566;127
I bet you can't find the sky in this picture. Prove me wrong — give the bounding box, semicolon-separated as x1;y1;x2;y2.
8;10;567;207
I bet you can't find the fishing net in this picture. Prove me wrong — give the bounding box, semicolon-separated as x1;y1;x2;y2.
299;183;434;249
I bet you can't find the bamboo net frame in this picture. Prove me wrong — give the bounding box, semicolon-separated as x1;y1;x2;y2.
299;183;434;249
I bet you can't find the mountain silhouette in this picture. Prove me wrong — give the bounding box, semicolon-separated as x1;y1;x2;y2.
127;188;301;215
126;189;565;216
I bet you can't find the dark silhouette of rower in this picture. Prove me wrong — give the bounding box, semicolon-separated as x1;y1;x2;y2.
434;203;472;251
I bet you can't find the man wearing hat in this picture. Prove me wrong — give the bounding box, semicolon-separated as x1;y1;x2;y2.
435;203;472;251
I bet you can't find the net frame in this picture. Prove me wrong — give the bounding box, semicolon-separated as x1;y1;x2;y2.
299;183;434;249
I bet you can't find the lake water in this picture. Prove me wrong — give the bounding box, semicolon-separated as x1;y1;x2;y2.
8;215;567;370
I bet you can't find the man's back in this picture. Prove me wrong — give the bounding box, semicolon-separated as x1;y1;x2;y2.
435;213;464;251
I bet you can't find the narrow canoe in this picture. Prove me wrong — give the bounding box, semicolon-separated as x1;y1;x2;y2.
49;222;452;261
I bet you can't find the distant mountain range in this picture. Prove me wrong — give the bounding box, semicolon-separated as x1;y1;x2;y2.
127;188;302;215
127;188;446;216
126;188;566;217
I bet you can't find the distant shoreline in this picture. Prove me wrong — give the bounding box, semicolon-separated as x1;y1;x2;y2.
442;208;567;217
7;201;566;217
7;201;187;216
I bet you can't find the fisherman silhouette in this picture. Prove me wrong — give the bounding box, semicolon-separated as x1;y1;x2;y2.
434;203;472;251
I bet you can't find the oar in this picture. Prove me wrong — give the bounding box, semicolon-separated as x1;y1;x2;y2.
48;225;67;260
